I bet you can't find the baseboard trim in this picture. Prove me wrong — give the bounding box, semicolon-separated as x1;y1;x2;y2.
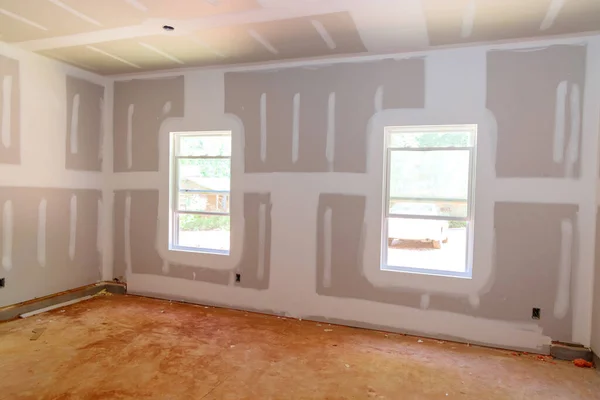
0;282;126;322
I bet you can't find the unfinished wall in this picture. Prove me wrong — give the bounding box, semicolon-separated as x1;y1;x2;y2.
112;35;600;352
0;43;109;307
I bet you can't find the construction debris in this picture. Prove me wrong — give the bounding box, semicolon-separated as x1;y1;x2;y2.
573;359;593;368
30;328;46;341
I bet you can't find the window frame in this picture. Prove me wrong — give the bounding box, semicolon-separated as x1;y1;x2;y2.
170;130;232;255
381;124;477;278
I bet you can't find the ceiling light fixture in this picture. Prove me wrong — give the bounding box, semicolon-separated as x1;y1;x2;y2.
162;25;175;32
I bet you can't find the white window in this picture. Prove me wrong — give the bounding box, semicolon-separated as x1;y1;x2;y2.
170;131;231;255
382;125;476;277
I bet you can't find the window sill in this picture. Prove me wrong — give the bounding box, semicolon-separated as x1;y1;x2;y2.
380;264;472;279
169;245;230;257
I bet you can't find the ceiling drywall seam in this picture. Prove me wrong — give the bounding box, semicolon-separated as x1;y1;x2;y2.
46;0;103;27
124;0;148;12
138;42;184;64
0;8;48;31
86;46;141;69
541;0;566;31
311;20;337;50
189;38;227;58
15;1;355;52
248;29;279;54
109;34;600;81
461;0;477;39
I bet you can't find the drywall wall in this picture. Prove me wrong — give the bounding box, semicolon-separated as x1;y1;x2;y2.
112;34;600;352
0;42;110;307
592;209;600;356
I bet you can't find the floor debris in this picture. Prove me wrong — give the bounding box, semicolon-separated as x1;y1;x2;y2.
324;329;333;332
94;289;112;297
30;328;46;341
573;359;594;368
417;340;424;343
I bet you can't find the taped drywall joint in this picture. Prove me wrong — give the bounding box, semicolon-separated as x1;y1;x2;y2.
0;9;48;31
292;93;300;163
484;109;498;177
257;202;267;281
260;93;267;162
47;0;103;26
1;75;12;148
125;0;148;11
124;192;132;275
2;200;13;271
68;195;77;261
162;101;172;115
70;93;80;154
138;42;184;65
37;198;47;268
554;218;573;319
374;85;383;113
98;97;105;162
323;207;333;288
326;92;336;171
96;199;103;253
86;46;141;69
540;0;566;31
311;19;336;50
248;29;278;54
565;83;581;178
127;104;134;169
420;293;430;309
461;0;476;38
468;294;480;309
553;81;567;163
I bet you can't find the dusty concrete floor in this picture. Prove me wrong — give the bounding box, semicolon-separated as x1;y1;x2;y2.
1;295;599;400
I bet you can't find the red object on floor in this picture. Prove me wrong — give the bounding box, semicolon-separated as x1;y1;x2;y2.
573;359;593;368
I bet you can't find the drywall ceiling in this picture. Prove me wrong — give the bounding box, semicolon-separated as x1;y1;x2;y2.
1;0;599;75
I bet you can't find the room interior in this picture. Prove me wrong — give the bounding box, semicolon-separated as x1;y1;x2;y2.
1;0;600;398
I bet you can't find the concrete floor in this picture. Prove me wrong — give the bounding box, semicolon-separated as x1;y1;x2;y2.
1;295;599;399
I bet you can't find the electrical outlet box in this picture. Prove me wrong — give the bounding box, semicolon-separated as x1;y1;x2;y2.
0;278;5;288
235;273;241;283
532;308;541;320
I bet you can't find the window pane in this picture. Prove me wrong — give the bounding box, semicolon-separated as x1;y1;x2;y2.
176;214;230;252
178;193;230;213
387;218;467;273
178;158;230;191
178;135;231;157
389;150;470;217
389;130;473;148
